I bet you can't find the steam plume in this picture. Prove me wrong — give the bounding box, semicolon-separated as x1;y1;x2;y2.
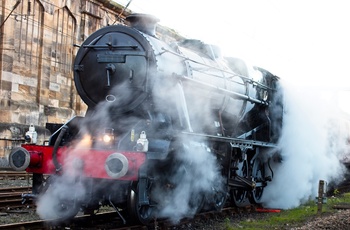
262;80;348;208
153;139;224;224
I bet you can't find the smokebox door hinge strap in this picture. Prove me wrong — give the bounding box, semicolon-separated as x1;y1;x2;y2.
74;65;84;72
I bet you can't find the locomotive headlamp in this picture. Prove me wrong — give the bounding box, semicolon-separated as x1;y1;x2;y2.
103;134;112;143
136;131;149;152
25;124;37;144
103;128;115;143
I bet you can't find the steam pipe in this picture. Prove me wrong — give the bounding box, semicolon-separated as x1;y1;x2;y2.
183;76;269;106
52;125;68;172
175;82;193;132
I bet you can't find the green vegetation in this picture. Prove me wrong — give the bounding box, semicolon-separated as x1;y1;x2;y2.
223;192;350;230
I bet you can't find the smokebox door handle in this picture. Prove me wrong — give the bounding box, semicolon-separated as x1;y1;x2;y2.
105;64;116;87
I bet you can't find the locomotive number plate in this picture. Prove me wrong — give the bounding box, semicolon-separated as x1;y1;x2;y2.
97;54;126;63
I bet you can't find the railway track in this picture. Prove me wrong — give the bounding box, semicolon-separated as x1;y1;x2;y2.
0;211;146;230
0;171;32;181
0;207;247;230
0;186;32;210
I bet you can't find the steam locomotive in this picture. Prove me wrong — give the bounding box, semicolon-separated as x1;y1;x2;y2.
9;13;283;224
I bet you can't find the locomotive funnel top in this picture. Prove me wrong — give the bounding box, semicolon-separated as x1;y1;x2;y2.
126;13;160;36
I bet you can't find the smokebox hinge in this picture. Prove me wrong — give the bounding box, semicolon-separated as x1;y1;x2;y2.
74;65;84;72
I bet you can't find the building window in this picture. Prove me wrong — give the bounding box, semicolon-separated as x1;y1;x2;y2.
14;0;44;75
52;6;76;74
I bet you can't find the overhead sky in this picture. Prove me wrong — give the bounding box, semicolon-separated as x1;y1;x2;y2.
116;0;350;113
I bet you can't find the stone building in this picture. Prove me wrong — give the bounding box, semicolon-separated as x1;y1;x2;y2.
0;0;181;158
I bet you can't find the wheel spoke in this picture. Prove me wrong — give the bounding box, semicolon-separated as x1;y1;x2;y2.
250;157;265;203
213;190;227;210
128;182;155;225
231;159;249;206
37;177;81;221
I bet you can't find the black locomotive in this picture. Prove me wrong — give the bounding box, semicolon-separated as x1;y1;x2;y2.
9;13;283;224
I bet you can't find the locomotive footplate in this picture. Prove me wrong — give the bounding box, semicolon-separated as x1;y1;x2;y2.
181;131;278;149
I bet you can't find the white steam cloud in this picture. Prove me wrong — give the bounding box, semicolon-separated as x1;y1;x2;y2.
153;139;224;224
35;83;135;221
36;156;87;221
262;80;349;209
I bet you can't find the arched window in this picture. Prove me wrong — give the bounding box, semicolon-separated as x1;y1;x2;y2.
14;0;44;76
80;0;104;41
52;6;76;74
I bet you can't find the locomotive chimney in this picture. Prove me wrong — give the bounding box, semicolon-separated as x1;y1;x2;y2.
126;13;160;37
